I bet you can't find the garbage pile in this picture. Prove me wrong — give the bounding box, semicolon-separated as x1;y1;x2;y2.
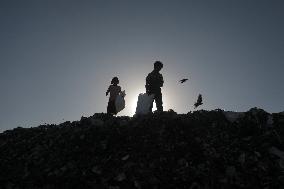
0;108;284;189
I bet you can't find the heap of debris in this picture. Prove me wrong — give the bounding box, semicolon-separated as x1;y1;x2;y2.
0;108;283;189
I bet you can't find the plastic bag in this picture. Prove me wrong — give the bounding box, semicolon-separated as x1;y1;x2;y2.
135;93;154;115
115;91;126;113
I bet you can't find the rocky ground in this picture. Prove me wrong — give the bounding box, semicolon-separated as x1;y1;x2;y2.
0;108;284;189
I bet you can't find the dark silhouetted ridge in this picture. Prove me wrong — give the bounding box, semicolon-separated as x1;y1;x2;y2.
0;108;284;189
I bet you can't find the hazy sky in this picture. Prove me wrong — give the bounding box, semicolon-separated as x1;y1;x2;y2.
1;0;283;132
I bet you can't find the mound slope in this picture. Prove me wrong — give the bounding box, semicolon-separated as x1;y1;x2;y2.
0;108;284;188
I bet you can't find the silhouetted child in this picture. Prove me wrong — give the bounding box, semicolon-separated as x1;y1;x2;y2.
106;77;122;115
145;61;164;112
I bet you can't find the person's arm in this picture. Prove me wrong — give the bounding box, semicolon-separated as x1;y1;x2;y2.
159;74;164;87
106;86;110;96
118;86;122;95
145;74;150;94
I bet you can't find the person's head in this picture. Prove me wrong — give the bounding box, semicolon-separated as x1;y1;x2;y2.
111;77;119;85
154;61;163;71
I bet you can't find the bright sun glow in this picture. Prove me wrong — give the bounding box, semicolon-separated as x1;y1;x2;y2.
121;88;170;116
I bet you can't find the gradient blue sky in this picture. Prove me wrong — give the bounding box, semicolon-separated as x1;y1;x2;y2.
1;0;283;132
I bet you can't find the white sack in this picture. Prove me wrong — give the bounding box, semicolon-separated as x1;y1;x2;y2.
135;93;154;115
115;91;126;113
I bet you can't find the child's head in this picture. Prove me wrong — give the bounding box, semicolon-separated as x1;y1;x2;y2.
154;61;163;71
111;77;119;85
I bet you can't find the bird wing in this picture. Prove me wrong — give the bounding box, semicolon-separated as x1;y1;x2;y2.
179;79;188;83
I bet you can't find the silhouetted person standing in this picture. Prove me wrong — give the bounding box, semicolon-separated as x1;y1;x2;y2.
145;61;164;112
106;77;121;115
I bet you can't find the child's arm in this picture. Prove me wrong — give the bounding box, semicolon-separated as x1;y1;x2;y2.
106;86;110;96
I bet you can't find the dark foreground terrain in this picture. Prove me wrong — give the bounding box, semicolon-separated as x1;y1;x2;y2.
1;108;284;189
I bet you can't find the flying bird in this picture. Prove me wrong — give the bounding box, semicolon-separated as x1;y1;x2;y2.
179;78;189;83
194;94;203;109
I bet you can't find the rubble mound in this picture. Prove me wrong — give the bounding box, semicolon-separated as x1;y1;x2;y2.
0;108;284;189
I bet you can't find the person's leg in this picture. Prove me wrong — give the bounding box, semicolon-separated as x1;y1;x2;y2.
112;100;118;115
107;100;116;115
107;100;112;114
148;97;153;113
111;100;117;115
155;93;163;112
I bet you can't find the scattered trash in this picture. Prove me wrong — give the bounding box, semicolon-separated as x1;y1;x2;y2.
267;115;274;126
90;118;104;126
224;111;245;123
269;146;284;160
121;154;130;161
92;166;102;175
115;172;126;182
0;109;283;188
